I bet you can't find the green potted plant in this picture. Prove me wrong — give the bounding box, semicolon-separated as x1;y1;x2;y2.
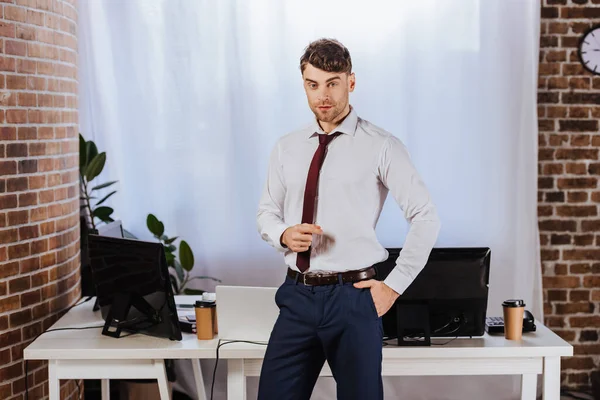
146;214;220;295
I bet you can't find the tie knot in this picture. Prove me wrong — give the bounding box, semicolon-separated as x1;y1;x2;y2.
318;132;341;145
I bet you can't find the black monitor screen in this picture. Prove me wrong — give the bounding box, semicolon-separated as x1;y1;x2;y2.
375;247;491;343
87;234;182;341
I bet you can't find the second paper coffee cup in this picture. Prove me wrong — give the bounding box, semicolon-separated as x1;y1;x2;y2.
502;299;525;340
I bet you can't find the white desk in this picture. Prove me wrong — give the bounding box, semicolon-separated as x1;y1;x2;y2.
24;298;573;400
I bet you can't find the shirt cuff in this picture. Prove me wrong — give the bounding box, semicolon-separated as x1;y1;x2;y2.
383;267;415;296
262;222;290;253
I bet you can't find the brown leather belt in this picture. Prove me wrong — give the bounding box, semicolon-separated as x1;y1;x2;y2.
287;266;376;286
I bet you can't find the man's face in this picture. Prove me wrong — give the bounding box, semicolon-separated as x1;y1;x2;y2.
302;63;355;124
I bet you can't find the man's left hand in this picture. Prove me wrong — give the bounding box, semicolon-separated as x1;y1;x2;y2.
353;280;400;317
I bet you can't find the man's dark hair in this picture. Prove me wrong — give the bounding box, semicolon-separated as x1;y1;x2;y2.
300;38;352;75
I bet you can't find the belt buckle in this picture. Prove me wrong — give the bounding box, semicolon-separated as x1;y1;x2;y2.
303;272;322;286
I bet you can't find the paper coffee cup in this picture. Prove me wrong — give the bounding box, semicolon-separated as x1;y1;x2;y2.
502;299;525;340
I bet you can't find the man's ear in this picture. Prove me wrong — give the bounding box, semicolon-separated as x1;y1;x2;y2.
348;72;356;92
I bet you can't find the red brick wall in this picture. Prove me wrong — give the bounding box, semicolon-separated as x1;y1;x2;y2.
538;0;600;392
0;0;80;398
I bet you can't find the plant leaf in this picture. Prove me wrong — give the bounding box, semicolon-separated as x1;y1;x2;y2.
169;274;180;295
164;236;178;245
183;288;205;295
174;260;185;282
92;206;113;219
146;214;164;237
79;134;87;173
165;244;176;253
91;181;118;191
164;251;175;267
85;152;106;182
179;240;194;271
95;190;116;206
86;141;98;168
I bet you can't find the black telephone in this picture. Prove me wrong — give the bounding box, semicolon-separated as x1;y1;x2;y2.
485;310;536;334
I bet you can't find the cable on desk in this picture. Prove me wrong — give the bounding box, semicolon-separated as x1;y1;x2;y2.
210;339;268;400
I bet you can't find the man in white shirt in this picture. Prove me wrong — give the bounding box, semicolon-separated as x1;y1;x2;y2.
257;38;441;400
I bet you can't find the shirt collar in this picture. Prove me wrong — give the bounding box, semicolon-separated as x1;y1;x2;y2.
308;105;358;138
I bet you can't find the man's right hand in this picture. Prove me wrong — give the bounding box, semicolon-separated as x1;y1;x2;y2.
280;224;323;253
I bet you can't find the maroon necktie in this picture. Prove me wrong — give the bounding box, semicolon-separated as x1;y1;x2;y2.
296;132;341;273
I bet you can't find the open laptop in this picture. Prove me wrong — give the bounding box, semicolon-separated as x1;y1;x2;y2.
216;286;279;342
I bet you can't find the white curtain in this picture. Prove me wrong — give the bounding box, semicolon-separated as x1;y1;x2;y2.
78;0;542;399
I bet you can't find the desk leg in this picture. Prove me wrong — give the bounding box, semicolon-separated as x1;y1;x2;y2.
101;379;110;400
154;359;171;400
48;360;59;400
192;359;207;400
520;373;537;400
227;359;245;400
543;356;560;400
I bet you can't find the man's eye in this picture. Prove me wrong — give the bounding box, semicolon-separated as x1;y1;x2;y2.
329;82;337;87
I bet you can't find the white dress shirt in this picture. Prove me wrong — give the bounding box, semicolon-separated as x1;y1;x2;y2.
257;106;441;295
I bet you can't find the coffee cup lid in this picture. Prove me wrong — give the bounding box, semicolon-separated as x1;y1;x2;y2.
502;299;525;308
194;300;216;308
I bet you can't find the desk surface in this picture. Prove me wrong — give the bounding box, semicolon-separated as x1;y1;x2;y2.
24;296;573;361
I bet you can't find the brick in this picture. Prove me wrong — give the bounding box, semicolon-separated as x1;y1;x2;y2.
580;330;598;342
20;256;39;272
556;205;597;217
539;149;555;161
570;316;600;327
557;178;597;189
553;329;576;342
543;276;580;288
548;289;567;301
593;290;600;301
18;225;38;240
555;149;599;160
18;192;37;207
561;7;600;18
589;163;600;175
20;289;40;307
541;7;559;18
5;39;25;56
571;264;592;274
545;191;564;202
567;191;588;202
561;357;596;370
7;209;27;225
539;119;555;131
17;127;36;140
555;302;594;314
538;205;553;217
548;22;568;34
545;50;566;62
6;143;27;157
538;92;559;104
568;77;590;90
569;135;590;147
0;194;18;209
547;77;567;89
570;290;590;302
582;220;600;232
567;107;590;118
583;276;600;288
0;56;16;72
538;177;554;189
18;159;37;174
0;295;20;313
0;127;16;140
574;235;594;246
564;249;600;261
542;249;560;261
6;74;27;90
559;120;598;132
539;219;578;232
17;92;36;107
550;234;571;245
562;92;600;104
540;36;559;48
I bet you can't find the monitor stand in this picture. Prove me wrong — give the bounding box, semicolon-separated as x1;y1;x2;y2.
102;293;161;338
396;302;431;346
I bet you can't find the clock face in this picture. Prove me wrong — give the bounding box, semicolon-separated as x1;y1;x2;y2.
579;26;600;75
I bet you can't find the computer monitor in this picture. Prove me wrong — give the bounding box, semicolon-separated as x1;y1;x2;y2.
87;234;182;341
375;247;491;346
